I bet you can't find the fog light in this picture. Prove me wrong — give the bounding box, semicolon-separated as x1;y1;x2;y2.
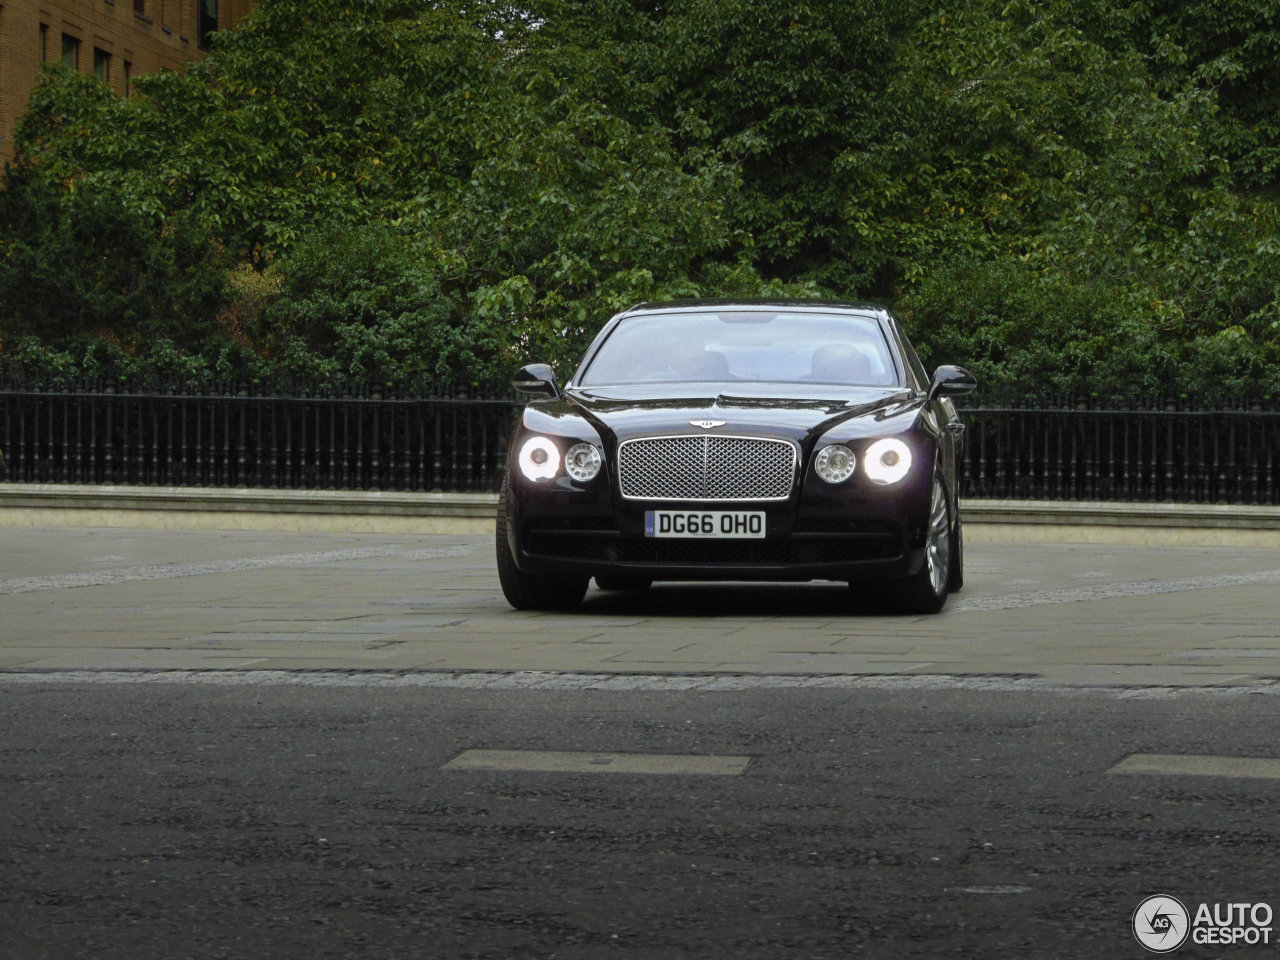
814;444;856;484
518;436;560;481
864;438;913;484
565;443;602;482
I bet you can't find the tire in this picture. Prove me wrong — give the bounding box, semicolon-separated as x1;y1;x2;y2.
595;576;653;592
948;515;964;593
890;471;951;615
495;481;589;611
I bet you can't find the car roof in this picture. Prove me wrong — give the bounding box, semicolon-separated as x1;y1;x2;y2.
621;298;887;314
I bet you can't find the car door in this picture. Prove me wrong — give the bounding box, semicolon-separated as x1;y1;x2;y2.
887;315;962;511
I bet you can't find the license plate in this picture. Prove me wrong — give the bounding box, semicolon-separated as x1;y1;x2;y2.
644;510;766;539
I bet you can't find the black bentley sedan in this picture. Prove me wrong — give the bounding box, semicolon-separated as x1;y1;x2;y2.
496;300;976;613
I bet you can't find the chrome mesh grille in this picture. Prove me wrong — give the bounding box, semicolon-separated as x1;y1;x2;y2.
618;436;796;501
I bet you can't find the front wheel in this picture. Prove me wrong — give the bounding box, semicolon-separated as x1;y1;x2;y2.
890;472;951;615
495;482;589;611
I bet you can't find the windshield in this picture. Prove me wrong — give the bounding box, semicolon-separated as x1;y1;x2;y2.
578;311;899;387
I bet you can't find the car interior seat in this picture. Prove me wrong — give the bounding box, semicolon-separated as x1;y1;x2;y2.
809;343;873;383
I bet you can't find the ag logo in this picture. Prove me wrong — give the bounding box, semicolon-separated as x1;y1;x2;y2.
1133;895;1191;953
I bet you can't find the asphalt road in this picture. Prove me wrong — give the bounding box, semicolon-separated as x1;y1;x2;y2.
3;680;1279;959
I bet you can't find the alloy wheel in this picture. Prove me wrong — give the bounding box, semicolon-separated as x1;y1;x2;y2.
926;477;951;596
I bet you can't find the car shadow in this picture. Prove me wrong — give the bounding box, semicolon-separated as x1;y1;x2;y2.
576;581;908;618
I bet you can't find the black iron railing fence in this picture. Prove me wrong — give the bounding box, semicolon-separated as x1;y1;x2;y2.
957;395;1280;505
0;377;522;492
1;379;1278;503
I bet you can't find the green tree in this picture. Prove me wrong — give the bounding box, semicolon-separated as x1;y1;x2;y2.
0;160;232;380
3;0;1278;393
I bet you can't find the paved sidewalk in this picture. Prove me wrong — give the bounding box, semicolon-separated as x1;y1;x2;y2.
3;526;1280;686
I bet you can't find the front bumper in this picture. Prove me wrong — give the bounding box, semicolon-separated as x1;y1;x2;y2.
519;525;914;582
508;474;927;583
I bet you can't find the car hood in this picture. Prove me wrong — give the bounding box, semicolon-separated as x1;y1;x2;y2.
545;383;926;450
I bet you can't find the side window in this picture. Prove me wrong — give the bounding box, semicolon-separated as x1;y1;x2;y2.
198;0;218;50
887;317;929;391
61;34;80;70
94;48;110;84
904;337;930;390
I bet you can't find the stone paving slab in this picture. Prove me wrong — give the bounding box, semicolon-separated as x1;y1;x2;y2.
2;526;1280;685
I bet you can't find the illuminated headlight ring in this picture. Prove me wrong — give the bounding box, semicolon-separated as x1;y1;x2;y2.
565;443;602;482
864;438;913;485
518;436;561;481
814;444;856;484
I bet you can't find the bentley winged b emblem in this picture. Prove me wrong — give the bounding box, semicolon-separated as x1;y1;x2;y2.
689;419;727;429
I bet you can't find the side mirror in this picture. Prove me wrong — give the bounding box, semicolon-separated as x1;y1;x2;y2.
927;365;977;403
512;363;559;399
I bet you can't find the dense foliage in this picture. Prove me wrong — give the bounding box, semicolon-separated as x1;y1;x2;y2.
2;0;1278;395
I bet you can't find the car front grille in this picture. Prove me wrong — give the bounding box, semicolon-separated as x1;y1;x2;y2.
524;533;901;565
617;436;797;501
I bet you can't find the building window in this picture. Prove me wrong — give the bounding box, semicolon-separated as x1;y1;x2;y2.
124;61;133;97
94;48;111;84
40;24;49;61
197;0;216;50
62;34;79;70
134;0;145;15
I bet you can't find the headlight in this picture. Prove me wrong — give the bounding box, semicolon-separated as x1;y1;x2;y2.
518;436;560;481
564;443;602;482
864;438;913;484
814;444;856;484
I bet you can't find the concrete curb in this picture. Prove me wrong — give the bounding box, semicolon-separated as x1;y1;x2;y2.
0;484;500;515
961;499;1280;530
1;483;1278;546
0;484;500;535
961;499;1280;548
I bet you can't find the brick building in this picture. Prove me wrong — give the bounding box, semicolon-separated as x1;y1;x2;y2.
0;0;255;159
